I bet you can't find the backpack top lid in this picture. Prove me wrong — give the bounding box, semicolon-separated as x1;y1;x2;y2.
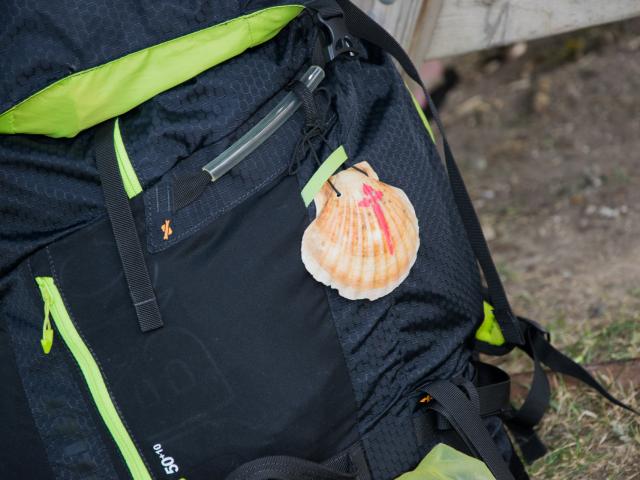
0;1;306;138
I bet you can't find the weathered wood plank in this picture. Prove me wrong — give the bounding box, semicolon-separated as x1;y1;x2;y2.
408;0;444;64
353;0;640;63
351;0;425;59
422;0;640;60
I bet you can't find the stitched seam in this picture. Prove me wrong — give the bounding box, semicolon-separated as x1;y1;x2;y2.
46;246;155;478
149;163;286;252
321;287;370;468
115;120;143;196
246;13;255;45
0;4;304;122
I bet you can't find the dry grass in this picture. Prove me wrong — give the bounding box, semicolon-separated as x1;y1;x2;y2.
497;311;640;479
441;18;640;478
528;378;639;479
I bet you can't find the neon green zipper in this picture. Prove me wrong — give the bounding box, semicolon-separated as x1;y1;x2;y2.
35;276;152;480
114;118;143;199
40;285;54;354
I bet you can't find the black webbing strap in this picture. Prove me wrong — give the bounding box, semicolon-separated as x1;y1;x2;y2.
224;442;369;480
333;0;524;345
291;81;321;129
419;380;515;480
523;317;638;414
506;435;531;480
95;121;163;332
474;362;512;417
503;320;550;463
414;363;510;445
506;317;639;463
225;457;354;480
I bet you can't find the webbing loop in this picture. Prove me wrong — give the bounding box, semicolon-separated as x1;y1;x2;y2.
95;120;163;332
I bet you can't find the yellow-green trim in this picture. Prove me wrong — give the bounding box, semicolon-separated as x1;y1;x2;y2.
113;119;142;198
407;88;435;143
475;301;506;347
301;145;349;207
0;5;304;138
396;443;495;480
35;277;151;480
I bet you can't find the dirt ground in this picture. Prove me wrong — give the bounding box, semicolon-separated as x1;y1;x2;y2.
438;19;640;479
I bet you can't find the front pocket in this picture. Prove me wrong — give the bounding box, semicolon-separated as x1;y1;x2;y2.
35;276;152;480
143;84;308;254
30;173;360;479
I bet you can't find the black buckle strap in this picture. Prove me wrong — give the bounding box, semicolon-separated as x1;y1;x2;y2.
505;317;638;463
414;362;511;436
522;317;637;414
225;457;355;480
503;320;550;463
308;0;358;63
95;120;163;332
224;442;370;480
417;378;515;480
413;362;529;479
474;362;512;417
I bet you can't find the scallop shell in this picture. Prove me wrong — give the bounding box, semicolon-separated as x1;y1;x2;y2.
301;161;420;301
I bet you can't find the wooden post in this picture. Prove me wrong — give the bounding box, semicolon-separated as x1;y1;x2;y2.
408;0;444;64
351;0;426;64
421;0;640;60
353;0;640;63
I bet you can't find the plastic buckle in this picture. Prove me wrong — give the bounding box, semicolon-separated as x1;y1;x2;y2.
314;6;358;62
519;316;550;341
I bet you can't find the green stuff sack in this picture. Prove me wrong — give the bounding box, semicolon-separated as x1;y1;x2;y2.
396;444;495;480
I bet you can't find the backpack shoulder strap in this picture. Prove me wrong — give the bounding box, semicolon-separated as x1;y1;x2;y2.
331;0;525;346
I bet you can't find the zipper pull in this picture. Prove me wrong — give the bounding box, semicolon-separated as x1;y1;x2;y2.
40;290;54;354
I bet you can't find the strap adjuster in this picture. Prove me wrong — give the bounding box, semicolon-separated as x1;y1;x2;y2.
309;1;358;62
519;316;549;340
317;13;356;61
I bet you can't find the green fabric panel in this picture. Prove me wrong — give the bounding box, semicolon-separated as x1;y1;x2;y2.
408;88;435;143
35;277;151;480
301;145;349;207
396;443;495;479
113;119;142;198
0;5;303;138
475;301;506;347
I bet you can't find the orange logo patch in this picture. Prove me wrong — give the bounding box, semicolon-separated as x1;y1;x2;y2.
161;219;173;240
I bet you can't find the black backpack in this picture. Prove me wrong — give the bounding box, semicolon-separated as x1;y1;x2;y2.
0;1;634;479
